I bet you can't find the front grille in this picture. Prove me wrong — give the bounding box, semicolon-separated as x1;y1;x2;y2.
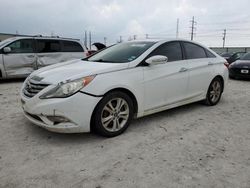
23;79;50;98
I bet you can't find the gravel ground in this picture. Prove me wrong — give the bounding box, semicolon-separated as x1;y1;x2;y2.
0;79;250;188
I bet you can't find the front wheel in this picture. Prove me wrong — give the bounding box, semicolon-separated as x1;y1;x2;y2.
204;78;223;106
92;91;134;137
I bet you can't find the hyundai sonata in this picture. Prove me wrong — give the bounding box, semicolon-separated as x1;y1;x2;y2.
21;39;228;137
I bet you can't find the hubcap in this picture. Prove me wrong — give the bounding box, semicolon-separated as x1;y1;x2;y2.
209;81;221;103
101;98;129;132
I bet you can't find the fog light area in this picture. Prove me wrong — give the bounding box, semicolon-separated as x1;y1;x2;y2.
46;115;71;124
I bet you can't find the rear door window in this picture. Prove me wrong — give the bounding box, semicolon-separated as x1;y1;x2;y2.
148;42;183;62
205;49;216;58
36;40;61;53
183;42;207;59
7;39;34;53
62;41;83;52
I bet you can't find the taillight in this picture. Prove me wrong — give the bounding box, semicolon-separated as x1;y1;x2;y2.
224;62;229;68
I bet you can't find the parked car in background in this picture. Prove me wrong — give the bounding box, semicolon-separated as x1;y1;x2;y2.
220;52;234;61
0;36;87;79
229;52;250;79
87;42;107;56
227;52;246;64
21;39;228;137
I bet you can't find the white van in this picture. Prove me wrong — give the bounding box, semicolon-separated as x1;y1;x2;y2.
0;36;87;79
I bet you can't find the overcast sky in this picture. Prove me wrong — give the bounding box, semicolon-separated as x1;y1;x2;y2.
0;0;250;47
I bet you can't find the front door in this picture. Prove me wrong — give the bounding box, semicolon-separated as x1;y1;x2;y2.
3;39;36;77
143;41;189;111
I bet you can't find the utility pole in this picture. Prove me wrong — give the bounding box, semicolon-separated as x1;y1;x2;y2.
222;29;226;48
176;18;179;38
104;37;107;45
84;31;87;48
119;36;122;43
190;16;196;40
89;31;91;50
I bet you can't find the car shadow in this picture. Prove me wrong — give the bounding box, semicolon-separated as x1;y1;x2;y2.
0;78;25;84
230;77;250;81
24;101;205;145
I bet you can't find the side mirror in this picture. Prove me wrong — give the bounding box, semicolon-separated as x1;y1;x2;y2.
3;47;11;53
145;55;168;65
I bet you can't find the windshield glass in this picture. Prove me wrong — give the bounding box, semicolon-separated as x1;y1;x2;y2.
0;38;17;48
87;41;156;63
240;53;250;60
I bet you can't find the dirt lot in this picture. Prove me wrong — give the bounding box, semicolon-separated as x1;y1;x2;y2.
0;79;250;188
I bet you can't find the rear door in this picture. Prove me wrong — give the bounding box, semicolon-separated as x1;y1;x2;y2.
143;41;189;111
36;39;63;68
61;40;85;60
2;39;36;77
182;42;215;98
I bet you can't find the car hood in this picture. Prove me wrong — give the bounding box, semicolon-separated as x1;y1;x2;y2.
30;59;129;84
231;60;250;68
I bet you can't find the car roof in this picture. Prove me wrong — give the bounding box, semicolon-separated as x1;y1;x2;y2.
126;38;211;50
4;36;81;42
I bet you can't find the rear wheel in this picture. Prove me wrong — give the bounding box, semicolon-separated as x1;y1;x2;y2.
204;77;223;106
92;91;134;137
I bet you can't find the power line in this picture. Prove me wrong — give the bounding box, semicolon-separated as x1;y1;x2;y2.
199;20;250;26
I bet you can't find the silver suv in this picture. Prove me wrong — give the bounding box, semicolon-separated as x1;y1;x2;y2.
0;36;87;79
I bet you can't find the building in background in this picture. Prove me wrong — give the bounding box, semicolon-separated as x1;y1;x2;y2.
211;47;250;54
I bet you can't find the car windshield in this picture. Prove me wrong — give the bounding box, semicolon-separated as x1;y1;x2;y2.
86;41;156;63
0;38;17;48
240;53;250;60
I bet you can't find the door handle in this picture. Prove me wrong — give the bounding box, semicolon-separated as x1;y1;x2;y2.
208;62;213;65
179;67;188;72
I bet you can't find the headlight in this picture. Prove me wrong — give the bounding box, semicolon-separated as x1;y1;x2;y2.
40;75;95;99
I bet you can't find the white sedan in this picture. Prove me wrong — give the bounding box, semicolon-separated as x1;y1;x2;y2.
20;39;228;137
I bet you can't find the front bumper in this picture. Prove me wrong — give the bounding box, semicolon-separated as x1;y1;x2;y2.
21;91;102;133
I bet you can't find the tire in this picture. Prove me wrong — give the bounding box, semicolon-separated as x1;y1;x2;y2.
204;77;223;106
92;91;134;137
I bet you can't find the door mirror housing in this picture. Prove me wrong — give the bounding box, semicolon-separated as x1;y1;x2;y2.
3;47;11;53
145;55;168;65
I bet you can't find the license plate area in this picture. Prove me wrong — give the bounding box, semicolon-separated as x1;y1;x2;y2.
241;69;249;74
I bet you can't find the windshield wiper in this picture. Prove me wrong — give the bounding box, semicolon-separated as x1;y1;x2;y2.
91;59;119;63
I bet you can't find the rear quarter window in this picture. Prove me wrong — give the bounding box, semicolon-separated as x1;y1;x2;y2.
205;49;216;58
183;42;207;59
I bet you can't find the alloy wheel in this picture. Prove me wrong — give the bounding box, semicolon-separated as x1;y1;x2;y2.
101;98;129;132
209;80;221;103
